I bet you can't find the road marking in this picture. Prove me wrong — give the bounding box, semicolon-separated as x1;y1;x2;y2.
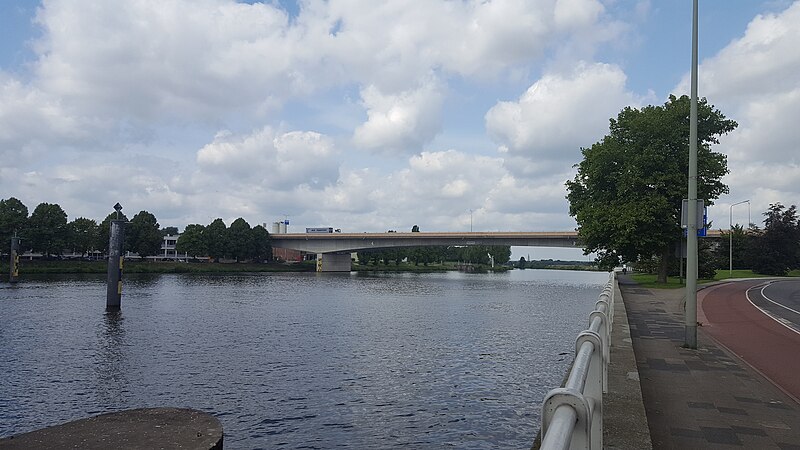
761;283;800;316
746;283;800;336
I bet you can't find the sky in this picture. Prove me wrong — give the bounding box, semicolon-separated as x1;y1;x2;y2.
1;0;798;260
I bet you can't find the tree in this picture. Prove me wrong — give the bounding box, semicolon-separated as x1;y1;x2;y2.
227;217;253;262
68;217;99;256
96;211;129;255
566;95;736;282
250;225;272;262
27;203;69;256
204;218;228;262
128;211;162;259
0;197;28;246
713;224;751;270
518;256;527;269
488;245;511;264
750;203;800;276
177;224;207;258
411;225;420;232
160;226;179;237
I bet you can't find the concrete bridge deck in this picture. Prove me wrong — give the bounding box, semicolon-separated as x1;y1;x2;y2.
270;231;581;254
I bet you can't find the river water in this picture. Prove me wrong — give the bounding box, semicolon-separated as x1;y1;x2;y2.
0;269;608;449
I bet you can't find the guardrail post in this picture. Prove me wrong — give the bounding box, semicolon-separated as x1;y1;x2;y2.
589;310;609;393
576;330;603;450
542;388;592;450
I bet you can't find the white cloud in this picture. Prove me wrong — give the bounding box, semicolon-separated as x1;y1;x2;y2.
0;73;108;161
353;79;444;153
485;62;641;174
196;127;338;189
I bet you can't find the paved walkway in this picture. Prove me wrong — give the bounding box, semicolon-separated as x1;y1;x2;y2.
618;274;800;449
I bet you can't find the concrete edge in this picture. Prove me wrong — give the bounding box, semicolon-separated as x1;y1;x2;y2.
604;277;653;449
0;408;223;450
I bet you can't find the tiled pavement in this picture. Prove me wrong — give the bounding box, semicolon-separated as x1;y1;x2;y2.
618;275;800;449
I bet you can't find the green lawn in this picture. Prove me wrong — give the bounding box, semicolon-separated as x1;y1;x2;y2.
631;269;800;289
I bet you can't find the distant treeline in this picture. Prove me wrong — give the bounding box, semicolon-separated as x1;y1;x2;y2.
0;197;270;262
356;245;511;266
515;258;598;270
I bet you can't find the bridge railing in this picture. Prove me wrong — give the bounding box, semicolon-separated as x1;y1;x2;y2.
540;271;615;450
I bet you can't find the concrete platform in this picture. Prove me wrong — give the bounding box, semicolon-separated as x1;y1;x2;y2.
0;408;223;449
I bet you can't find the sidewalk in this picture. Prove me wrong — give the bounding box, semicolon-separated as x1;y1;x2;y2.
616;274;800;449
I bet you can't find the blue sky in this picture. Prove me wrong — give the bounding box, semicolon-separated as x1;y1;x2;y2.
1;0;798;260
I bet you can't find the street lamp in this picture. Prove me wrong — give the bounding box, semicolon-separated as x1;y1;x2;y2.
469;209;473;232
729;200;749;275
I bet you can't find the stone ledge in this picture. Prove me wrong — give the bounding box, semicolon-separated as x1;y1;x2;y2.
604;278;653;449
0;408;223;450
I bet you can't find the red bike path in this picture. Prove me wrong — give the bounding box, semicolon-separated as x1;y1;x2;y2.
698;279;800;403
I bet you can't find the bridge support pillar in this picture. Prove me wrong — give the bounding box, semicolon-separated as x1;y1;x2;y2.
316;252;352;272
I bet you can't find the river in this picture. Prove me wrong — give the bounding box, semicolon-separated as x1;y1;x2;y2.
0;269;609;449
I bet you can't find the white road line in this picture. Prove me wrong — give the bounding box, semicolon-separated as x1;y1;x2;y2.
761;283;800;316
746;283;800;336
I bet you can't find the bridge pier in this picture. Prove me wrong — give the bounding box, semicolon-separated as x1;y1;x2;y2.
316;253;352;272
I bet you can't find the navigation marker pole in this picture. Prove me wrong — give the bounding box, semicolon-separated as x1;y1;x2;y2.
106;203;125;311
685;0;699;349
9;234;20;284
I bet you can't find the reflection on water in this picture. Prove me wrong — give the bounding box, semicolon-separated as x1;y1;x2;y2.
0;270;608;448
93;311;129;406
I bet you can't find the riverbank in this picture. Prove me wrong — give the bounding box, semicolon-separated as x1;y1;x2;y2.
0;259;317;274
1;259;515;275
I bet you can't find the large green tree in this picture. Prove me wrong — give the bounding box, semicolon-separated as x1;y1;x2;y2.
0;197;28;246
204;218;228;262
566;95;736;282
27;203;69;256
749;203;800;276
250;225;272;262
68;217;99;256
226;217;253;262
176;224;207;258
128;210;162;258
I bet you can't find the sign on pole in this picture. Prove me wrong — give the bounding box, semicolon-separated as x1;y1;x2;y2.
681;199;706;237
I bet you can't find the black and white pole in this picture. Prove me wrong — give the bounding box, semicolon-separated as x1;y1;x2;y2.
9;235;20;284
106;203;125;310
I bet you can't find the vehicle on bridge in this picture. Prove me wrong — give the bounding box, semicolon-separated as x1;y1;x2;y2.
305;227;341;233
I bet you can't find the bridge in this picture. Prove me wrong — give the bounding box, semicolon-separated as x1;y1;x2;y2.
271;229;724;271
271;231;582;271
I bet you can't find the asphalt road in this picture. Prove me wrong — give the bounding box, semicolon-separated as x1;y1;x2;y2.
700;279;800;402
747;279;800;332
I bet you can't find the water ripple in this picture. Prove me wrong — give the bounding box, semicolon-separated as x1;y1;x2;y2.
0;270;607;448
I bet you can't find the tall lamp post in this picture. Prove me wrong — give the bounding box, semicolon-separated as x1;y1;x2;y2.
685;0;699;349
729;200;749;276
469;209;473;232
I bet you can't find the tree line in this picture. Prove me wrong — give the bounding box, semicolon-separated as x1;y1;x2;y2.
713;203;800;276
356;226;511;266
0;197;271;262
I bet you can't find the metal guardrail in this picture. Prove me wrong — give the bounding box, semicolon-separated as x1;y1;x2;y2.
540;272;616;450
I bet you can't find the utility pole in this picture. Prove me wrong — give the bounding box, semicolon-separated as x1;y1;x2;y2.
685;0;699;349
469;209;473;232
